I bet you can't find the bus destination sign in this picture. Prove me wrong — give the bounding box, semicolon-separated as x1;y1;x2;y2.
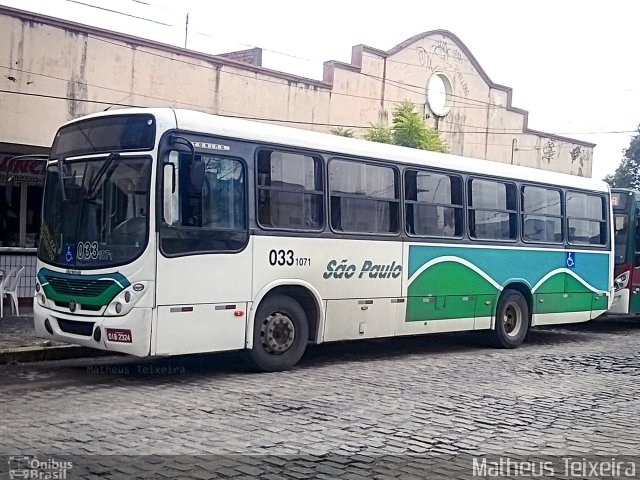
612;192;627;210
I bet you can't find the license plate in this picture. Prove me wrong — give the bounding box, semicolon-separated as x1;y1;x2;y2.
106;328;132;343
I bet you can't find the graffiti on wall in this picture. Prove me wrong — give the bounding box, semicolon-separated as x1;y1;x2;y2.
417;39;469;97
564;144;591;176
541;139;557;163
577;148;592;177
569;146;582;163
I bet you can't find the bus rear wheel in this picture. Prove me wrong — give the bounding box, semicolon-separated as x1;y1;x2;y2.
490;289;529;348
249;295;309;372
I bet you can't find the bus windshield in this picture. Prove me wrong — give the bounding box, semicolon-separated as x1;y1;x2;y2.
614;213;629;265
38;154;151;268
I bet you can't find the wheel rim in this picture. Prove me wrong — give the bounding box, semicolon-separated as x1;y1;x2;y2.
503;302;523;337
260;312;295;355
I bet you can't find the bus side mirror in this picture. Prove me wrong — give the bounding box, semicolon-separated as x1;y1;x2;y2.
163;151;179;226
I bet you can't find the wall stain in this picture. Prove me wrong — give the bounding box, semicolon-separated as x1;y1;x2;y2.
66;35;88;119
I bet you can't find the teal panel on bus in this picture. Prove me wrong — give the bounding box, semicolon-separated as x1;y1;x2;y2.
407;245;609;292
406;245;609;322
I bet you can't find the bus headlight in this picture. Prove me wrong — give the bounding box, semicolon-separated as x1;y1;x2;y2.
615;271;630;291
35;282;47;306
105;281;151;316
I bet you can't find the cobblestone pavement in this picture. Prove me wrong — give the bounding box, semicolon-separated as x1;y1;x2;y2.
1;317;640;478
0;305;67;350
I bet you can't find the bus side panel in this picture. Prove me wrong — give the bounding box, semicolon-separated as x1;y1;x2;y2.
155;303;247;355
403;243;610;328
630;265;640;313
153;238;253;355
251;236;403;342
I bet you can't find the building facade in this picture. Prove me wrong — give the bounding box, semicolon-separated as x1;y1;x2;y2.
0;5;595;299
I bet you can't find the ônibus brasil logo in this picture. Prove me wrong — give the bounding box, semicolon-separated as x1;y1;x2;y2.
323;259;402;280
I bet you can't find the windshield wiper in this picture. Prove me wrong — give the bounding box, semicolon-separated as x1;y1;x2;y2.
86;152;119;200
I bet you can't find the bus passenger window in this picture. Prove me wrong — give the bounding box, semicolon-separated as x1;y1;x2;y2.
329;160;399;234
468;179;517;241
256;150;323;230
404;170;462;237
521;186;562;243
566;192;607;245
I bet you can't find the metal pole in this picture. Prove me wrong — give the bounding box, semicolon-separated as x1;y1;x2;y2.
184;13;189;49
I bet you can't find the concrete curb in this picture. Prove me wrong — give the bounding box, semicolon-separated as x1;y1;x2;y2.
0;344;112;364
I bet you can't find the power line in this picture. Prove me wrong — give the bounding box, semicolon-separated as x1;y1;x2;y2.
51;1;628;118
1;60;631;138
1;88;635;138
0;65;231;111
0;88;370;128
86;32;506;118
0;62;415;111
63;0;527;109
64;0;174;27
34;2;563;114
2;11;632;140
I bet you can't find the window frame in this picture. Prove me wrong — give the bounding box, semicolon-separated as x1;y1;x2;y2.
255;148;325;233
403;168;464;239
520;185;564;245
467;176;518;242
328;157;401;236
565;190;608;247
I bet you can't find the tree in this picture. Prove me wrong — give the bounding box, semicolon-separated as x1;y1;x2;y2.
604;125;640;189
363;101;447;153
329;127;355;137
363;123;393;144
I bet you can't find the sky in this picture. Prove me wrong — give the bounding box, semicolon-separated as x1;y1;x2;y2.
2;0;638;180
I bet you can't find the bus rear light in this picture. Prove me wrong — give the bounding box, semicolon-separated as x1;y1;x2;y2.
615;271;630;291
234;310;244;317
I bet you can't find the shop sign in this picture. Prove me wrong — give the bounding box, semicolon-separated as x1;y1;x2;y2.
0;155;47;184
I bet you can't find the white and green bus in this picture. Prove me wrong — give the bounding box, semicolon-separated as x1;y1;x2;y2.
34;108;613;371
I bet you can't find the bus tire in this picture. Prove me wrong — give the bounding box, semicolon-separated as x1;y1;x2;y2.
490;289;529;348
249;295;309;372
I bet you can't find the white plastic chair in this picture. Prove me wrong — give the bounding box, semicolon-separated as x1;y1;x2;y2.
2;267;24;318
0;267;18;319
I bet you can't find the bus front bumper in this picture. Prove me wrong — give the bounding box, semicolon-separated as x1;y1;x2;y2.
33;302;152;357
608;289;630;315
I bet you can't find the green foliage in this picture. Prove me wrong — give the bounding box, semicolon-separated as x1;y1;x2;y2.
604;125;640;189
363;123;393;144
363;101;447;153
329;127;355;137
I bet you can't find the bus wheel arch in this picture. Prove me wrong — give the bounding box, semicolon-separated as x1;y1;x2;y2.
247;283;322;371
491;284;531;348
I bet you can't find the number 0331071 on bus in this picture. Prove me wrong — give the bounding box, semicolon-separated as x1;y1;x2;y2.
33;108;614;371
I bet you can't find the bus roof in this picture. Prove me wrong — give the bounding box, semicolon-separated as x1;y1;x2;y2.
68;107;610;193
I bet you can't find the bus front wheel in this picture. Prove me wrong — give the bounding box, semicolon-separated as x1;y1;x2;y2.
249;295;309;372
491;289;529;348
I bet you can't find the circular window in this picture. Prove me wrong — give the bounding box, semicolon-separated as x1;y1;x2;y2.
426;74;452;117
